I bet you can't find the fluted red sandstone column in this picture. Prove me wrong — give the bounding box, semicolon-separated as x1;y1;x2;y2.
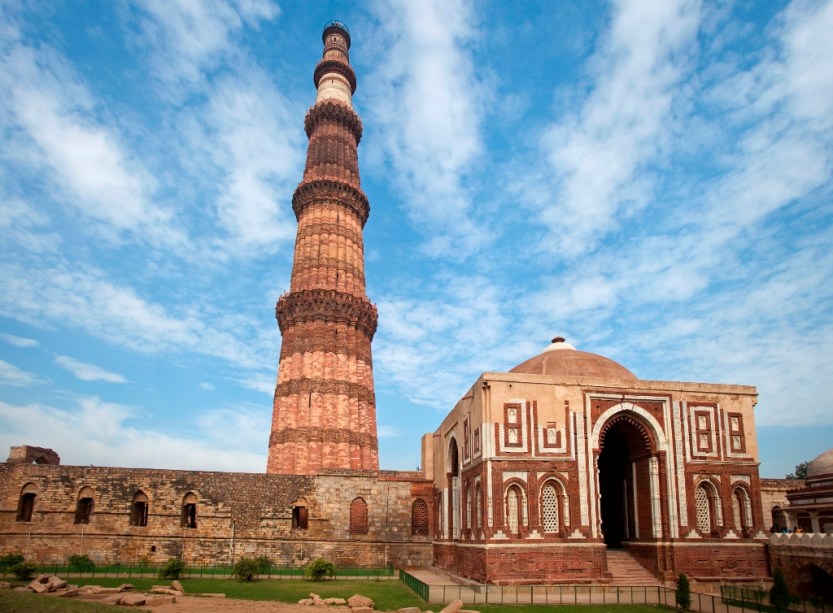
267;21;379;474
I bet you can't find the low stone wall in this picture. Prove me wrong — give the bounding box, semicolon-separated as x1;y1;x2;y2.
0;462;433;568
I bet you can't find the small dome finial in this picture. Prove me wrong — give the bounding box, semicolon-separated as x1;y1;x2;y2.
552;336;566;344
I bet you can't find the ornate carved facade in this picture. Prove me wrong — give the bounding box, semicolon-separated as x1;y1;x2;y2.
424;338;771;584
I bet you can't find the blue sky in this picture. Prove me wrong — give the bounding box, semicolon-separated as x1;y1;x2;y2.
1;0;831;479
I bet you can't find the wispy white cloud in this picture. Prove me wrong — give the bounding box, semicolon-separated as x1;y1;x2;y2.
0;397;266;471
0;42;181;247
199;381;215;391
365;0;488;256
0;260;271;370
524;0;702;257
199;71;303;251
0;333;38;348
55;356;127;383
236;375;274;395
132;0;279;93
0;359;41;387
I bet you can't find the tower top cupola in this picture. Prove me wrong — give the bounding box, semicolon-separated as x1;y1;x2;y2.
315;20;356;108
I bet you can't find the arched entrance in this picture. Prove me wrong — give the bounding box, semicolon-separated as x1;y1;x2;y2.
597;414;656;547
447;437;459;540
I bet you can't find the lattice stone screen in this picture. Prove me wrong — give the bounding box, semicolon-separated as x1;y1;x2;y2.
507;488;519;534
350;497;368;535
696;484;711;533
542;483;559;532
411;498;428;535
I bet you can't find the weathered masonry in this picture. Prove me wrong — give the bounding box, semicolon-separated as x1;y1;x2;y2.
0;453;432;567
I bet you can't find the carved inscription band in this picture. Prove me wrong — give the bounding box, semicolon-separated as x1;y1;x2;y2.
270;427;378;449
276;288;378;337
275;377;376;405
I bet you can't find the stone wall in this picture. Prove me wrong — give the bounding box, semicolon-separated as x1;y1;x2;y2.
0;462;432;568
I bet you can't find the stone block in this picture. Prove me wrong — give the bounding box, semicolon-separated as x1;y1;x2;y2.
171;579;185;593
348;594;374;608
397;608;422;613
55;587;79;597
0;581;11;589
325;597;347;605
351;608;374;613
145;596;176;606
439;600;463;613
117;583;134;592
120;593;148;606
47;576;67;591
29;580;48;594
298;598;314;605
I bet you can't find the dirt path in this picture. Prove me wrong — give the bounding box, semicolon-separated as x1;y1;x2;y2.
144;596;355;612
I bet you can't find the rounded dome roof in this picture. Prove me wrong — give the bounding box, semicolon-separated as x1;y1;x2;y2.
807;448;833;478
509;337;638;380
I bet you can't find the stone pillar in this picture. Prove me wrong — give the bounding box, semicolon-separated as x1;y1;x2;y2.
267;21;379;474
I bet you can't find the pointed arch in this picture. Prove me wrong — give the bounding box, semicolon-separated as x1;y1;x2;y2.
130;491;148;527
74;486;95;524
16;482;37;522
349;497;368;535
504;483;527;536
540;478;569;534
181;492;197;529
695;479;722;535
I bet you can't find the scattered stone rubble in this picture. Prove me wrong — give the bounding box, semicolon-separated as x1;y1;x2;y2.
296;592;479;613
4;573;205;607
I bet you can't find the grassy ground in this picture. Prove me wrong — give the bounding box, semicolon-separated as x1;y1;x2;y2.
1;577;677;613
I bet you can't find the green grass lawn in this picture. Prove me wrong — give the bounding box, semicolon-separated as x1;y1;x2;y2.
1;577;677;613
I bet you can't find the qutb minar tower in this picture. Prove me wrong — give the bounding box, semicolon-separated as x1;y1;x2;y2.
268;22;379;474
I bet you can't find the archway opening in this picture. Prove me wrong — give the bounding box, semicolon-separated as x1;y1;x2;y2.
598;416;653;548
795;564;833;603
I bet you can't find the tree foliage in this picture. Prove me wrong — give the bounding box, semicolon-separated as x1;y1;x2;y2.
232;557;260;581
786;462;809;480
0;553;25;573
304;558;335;582
11;562;39;581
676;573;691;610
67;553;95;570
158;558;186;580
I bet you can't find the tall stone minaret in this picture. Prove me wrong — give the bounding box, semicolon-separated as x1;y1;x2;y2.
267;21;379;475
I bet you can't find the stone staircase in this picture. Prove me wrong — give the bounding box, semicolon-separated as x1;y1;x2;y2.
606;549;662;586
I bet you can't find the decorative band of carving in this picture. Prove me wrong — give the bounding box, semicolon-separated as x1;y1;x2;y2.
305;101;363;143
274;377;375;404
314;59;357;94
269;427;377;450
277;289;377;337
292;180;370;226
292;256;365;284
296;221;363;246
280;331;372;363
598;413;654;452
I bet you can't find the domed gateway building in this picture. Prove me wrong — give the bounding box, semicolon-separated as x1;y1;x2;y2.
423;336;770;583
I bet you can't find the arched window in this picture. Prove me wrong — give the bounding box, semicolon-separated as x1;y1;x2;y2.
476;483;483;530
411;499;429;535
16;483;37;522
732;486;752;533
130;491;148;527
465;486;472;531
181;492;197;529
349;497;368;535
292;499;309;530
505;485;525;535
695;481;720;535
541;481;561;534
74;486;95;524
449;440;459;477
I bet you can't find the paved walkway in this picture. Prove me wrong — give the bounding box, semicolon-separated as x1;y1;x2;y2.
404;569;454;585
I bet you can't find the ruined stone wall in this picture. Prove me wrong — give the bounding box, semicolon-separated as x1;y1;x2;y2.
0;462;432;568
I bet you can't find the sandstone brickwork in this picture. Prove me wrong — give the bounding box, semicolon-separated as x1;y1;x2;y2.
268;20;379;475
0;461;431;567
425;338;772;584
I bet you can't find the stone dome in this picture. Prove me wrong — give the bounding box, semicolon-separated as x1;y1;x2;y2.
509;337;638;380
807;448;833;479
